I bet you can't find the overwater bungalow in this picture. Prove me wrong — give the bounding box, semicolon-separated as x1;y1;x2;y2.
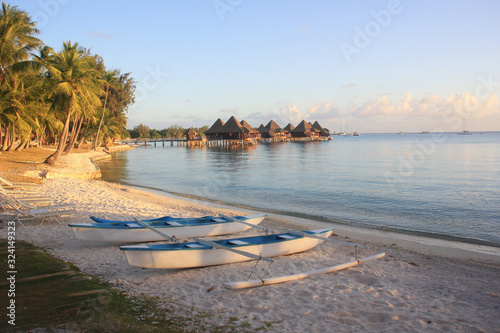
312;121;331;137
240;120;261;140
209;116;257;144
290;120;321;140
184;128;198;141
259;120;290;142
205;118;225;140
284;123;295;132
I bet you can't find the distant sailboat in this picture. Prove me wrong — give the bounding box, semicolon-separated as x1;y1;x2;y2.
420;123;431;134
397;126;405;135
457;116;472;135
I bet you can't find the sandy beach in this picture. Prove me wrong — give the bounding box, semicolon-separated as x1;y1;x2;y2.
1;151;500;332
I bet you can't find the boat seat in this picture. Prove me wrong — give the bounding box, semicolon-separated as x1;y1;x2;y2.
211;218;226;222
126;223;141;228
277;234;295;240
186;243;205;248
228;240;249;245
166;221;182;226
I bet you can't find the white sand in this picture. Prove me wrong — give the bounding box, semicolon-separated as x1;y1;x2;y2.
2;152;500;332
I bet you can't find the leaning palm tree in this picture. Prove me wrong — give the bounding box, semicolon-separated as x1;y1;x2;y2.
0;2;42;82
42;41;103;165
94;69;118;150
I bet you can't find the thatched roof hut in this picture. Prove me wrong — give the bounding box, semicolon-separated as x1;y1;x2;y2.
240;120;261;138
284;123;295;132
290;120;320;138
184;128;198;141
212;116;247;139
259;120;289;139
205;118;225;136
312;121;330;137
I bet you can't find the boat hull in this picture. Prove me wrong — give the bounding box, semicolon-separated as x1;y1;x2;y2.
120;228;333;269
69;214;266;243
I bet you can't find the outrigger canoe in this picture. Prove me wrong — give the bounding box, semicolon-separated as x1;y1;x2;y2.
120;228;334;269
69;214;267;243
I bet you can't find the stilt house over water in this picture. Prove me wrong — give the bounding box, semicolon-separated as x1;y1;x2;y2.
204;118;225;140
259;120;290;141
290;120;320;140
184;128;198;141
312;121;331;137
240;120;261;140
209;116;259;143
284;123;295;132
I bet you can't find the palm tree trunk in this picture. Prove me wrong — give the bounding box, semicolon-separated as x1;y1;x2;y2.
0;125;3;150
7;127;16;151
45;108;72;165
94;85;109;150
63;116;79;153
1;126;8;151
63;115;83;155
15;137;29;151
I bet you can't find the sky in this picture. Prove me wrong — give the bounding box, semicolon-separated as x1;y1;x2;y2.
8;0;500;133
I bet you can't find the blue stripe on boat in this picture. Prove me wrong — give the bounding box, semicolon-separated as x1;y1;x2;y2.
120;228;334;251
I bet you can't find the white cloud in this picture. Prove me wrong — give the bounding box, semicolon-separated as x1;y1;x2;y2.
280;104;303;124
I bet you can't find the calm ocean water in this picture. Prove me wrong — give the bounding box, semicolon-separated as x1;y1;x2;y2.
97;132;500;247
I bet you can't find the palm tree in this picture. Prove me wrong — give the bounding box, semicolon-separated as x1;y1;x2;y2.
42;41;103;165
0;2;42;82
94;69;118;150
0;68;47;150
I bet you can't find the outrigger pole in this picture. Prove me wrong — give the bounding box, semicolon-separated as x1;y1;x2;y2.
134;218;177;242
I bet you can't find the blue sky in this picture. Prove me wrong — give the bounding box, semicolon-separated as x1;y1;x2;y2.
9;0;500;132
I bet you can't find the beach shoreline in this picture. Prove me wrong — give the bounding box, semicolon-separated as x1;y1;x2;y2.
108;182;500;265
1;150;500;332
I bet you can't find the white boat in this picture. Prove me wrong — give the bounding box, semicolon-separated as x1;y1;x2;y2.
69;214;267;243
120;228;334;269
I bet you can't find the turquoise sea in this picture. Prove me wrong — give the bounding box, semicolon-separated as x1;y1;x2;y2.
96;132;500;247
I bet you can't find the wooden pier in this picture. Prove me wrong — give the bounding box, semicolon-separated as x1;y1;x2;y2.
120;138;258;147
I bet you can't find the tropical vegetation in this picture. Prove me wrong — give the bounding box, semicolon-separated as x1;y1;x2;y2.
0;3;136;165
128;124;208;139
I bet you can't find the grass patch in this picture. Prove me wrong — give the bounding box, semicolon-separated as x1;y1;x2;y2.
0;239;256;332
